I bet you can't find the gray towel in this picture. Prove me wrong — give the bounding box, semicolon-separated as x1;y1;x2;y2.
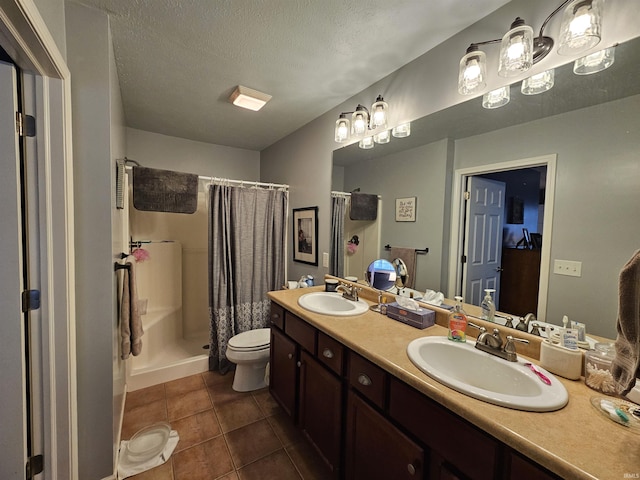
612;250;640;395
120;261;143;359
350;193;378;221
133;166;198;214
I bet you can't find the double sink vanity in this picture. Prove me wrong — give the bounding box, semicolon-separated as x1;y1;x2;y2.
267;277;639;479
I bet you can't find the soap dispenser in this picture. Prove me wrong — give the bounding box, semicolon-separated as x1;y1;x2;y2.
480;289;496;322
448;296;468;342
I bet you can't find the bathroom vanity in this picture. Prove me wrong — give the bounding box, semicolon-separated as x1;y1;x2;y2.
268;284;639;480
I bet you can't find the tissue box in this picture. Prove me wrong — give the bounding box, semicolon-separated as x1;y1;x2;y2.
386;302;435;329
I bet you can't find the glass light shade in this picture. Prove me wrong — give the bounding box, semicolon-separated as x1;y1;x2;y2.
498;21;534;78
370;96;388;129
359;136;374;149
334;116;350;143
392;122;411;138
521;69;555;95
573;46;615;75
482;86;510;109
557;0;602;56
373;129;390;144
351;106;369;137
458;50;487;95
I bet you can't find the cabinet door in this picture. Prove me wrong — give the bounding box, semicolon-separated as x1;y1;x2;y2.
269;328;298;418
508;451;561;480
299;351;343;475
345;390;424;480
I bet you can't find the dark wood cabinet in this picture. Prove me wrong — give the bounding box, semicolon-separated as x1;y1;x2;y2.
269;327;298;418
499;248;541;316
507;451;561;480
299;350;343;474
345;390;424;480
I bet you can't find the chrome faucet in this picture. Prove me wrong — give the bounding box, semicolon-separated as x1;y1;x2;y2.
515;313;537;332
336;282;360;301
495;313;514;328
468;322;529;362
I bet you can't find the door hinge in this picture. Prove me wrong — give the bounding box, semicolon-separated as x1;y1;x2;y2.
463;191;470;201
461;255;467;264
22;289;41;312
26;454;44;479
16;112;36;137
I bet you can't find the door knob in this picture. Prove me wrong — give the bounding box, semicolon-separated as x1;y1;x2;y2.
496;267;504;272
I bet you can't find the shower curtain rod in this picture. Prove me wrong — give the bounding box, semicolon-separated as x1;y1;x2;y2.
200;175;289;191
331;191;381;198
123;165;288;191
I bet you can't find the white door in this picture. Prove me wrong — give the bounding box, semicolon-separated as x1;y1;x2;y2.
0;60;29;479
344;197;382;280
463;176;505;306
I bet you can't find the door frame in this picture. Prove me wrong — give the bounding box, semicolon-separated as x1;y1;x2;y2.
0;1;77;479
448;154;556;323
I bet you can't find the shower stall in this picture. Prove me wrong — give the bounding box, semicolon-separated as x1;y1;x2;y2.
125;178;210;391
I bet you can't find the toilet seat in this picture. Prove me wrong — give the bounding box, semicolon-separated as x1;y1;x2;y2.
227;328;270;351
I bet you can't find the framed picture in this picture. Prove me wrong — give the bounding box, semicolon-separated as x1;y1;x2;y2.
395;197;416;222
293;207;318;265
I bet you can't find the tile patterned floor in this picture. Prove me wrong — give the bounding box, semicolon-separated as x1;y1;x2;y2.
121;371;333;480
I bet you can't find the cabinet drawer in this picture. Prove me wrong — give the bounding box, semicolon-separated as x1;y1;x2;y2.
270;303;284;329
284;312;316;354
317;331;344;376
389;377;500;480
508;450;561;480
348;352;387;409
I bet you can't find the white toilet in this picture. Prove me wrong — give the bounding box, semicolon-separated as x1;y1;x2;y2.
225;328;271;392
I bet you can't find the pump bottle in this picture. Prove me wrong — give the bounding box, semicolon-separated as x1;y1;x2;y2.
481;289;496;322
448;296;468;342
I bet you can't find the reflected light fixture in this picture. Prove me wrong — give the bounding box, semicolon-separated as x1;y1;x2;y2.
573;46;615;75
482;86;510;109
392;123;411;138
359;136;374;149
229;85;272;111
521;69;555;95
458;0;603;95
373;129;391;144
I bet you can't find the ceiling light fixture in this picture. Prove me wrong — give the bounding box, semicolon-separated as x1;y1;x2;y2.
229;85;272;111
458;0;603;96
334;95;410;149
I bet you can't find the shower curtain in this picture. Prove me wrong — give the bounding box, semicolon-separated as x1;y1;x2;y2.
330;195;346;277
208;184;287;373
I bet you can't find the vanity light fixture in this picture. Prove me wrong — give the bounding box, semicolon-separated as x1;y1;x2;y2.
334;94;390;144
359;136;374;149
521;69;555;95
392;123;411;138
229;85;272;111
573;46;615;75
373;129;391;144
482;86;510;109
458;0;603;95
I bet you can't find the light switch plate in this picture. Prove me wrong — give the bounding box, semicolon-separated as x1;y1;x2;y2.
322;252;329;268
553;259;582;277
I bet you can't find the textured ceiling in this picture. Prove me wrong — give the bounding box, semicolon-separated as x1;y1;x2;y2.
75;0;511;150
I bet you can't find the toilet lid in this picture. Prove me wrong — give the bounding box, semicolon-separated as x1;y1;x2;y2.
228;328;270;350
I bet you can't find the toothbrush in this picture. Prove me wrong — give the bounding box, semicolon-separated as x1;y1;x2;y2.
524;363;552;385
600;400;630;425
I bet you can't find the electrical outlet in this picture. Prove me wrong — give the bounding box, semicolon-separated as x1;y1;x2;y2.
553;259;582;277
322;252;329;268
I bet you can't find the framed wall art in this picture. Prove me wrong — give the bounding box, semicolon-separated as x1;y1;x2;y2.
293;206;318;265
395;197;416;222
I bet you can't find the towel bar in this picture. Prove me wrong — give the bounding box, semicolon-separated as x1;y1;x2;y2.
385;244;429;254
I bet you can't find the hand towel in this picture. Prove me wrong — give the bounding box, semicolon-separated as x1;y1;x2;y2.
612;250;640;395
120;261;143;359
118;430;179;479
349;193;378;221
390;247;417;289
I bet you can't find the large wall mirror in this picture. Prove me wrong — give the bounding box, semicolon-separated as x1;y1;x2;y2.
332;35;640;338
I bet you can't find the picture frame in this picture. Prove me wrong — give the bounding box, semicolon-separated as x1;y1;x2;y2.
395;197;416;222
293;207;318;265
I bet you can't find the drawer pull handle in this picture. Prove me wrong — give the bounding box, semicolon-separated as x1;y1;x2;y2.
322;348;334;359
287;353;293;360
407;463;416;475
357;374;372;386
272;313;280;319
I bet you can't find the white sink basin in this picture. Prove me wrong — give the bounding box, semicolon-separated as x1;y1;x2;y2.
407;336;568;412
298;292;369;316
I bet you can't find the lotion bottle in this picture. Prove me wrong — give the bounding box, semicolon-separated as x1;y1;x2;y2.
480;289;496;322
448;296;468;342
